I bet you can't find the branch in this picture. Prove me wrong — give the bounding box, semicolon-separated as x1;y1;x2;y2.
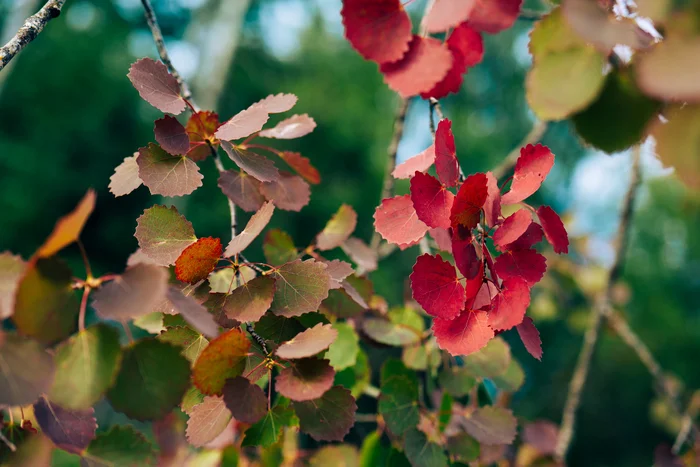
555;147;642;461
0;0;67;72
492;120;548;180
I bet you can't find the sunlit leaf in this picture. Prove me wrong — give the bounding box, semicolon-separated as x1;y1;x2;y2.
276;323;337;360
186;395;232;448
461;406;517;445
263;229;298;265
175;237;222;284
650;104;700;190
158;326;208;363
279;151;321;185
0;252;24;319
410;254;465;320
517;317;543;360
316;204;358;251
310;444;360;467
410;172;454;229
192;329;250;395
324;322;359;371
216;103;270;141
137;143;203;197
127;58;184;114
374;194;429;246
422;0;476;33
259;114;316;139
433;309;494;356
224;202;275;257
270;259;331;318
488;278;531;331
135;205;197;266
36;189;95;258
208;275;275;323
468;0;523;34
393;145;436;179
109;155;142;197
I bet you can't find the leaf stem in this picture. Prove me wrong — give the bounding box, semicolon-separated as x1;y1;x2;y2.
78;286;90;332
77;239;92;279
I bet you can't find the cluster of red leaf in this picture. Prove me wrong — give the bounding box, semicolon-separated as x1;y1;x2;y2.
341;0;524;98
375;118;569;359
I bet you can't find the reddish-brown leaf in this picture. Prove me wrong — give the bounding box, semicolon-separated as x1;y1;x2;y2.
468;0;523;34
154;116;190;155
36;189;95;258
451;173;488;231
435;119;459;186
166;286;220;338
494;249;547;286
517;317;542;360
109;155;142;197
392;145;436;179
261;172;311;212
422;0;476;33
324;260;354;289
218;170;265;212
341;0;413;64
380;36;453;98
127;58;185;114
224;202;275;257
259;114;316;139
222;141;280;183
222;376;267;424
215;103;269;141
410;172;454;229
316;205;358;251
185;396;232;447
488;278;530;331
537;206;569;254
493;209;532;251
33;397;96;454
292;386;357;442
212;275;275;323
92;263;168;321
483;171;501;227
276;323;338;360
185;111;219;162
433;309;494;356
270;259;331;318
276;358;335;402
137;143;203;197
501;144;554;205
279;151;321;185
254;93;298;113
175;237;222;284
192;329;250;395
410;254;465;320
523;420;559;455
374;195;429;246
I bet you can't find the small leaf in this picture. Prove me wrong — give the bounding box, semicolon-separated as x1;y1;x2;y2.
379;375;419;436
393;145;436;179
209;275;275;323
293;386;357;441
218;170;265;212
192;329;250;395
483;171;501;228
503;223;544;251
49;324;122;410
493;209;532;250
280;151;321;184
33;397;96;454
13;257;78;345
0;333;55;406
517;317;543;360
468;0;523;34
451;173;488;231
222;141;280;182
224;201;275;257
433;309;494;356
215;103;270;141
488;278;531;331
260;172;311;212
137;143;203;197
166;287;219;338
341;0;412;64
185;395;232;448
316;204;358;251
434;119;459;187
410;172;454;229
276;323;338;360
422;0;476;33
158;326;209;363
410;254;465;320
36;189;95;258
83;425;156;466
462;336;512;378
254;93;298;113
135;205;197;266
127;57;184;114
175;237;222;284
241;404;296;448
270;259;331;318
107;339;191;420
324;322;359;371
501;144;555;205
109;155;142;197
154;116;190;155
222;376;268;424
259;114;316;139
374;195;429;246
494;248;547;286
92;263;168;321
324;260;354;289
403;428;448;467
276;358;335;401
537;206;569;254
461;406;517;445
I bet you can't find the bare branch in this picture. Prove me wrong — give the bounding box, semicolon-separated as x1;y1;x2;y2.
493;120;548;180
555;147;642;461
0;0;67;72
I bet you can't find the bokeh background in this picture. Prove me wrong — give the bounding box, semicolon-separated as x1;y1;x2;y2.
1;0;698;465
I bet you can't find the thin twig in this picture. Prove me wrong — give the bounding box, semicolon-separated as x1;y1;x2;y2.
0;0;67;72
555;147;642;461
429;97;444;137
0;428;16;452
77;239;92;279
492;120;548;180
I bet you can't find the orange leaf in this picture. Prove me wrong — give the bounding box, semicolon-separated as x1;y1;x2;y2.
36;189;96;258
175;237;223;284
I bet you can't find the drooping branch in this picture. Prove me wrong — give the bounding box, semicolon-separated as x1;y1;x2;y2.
555;147;642;460
0;0;67;72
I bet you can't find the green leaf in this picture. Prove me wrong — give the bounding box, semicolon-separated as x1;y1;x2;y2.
403;339;440;372
49;324;122;410
381;359;416;384
403;428;448;467
438;367;477;397
12;257;78;345
158;326;209;363
310;444;360;467
324;322;359;371
263;229;298;265
254;314;305;343
181;385;205;414
320;288;365;318
133;312;165;334
82;426;156;466
573;70;661;153
447;433;480;463
192;328;250;395
0;333;55;406
270;259;330;317
135;205;197;266
0;252;25;319
363;307;424;347
379;376;419;436
107;339;190;420
461;406;517;445
650;104;700;190
316;204;358;251
241;404;297;448
334;348;370;398
360;431;389;467
292;386;357;441
438;393;452;432
491;359;525;393
461;337;511;379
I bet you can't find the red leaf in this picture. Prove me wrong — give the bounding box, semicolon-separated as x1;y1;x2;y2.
215;103;269;141
451;173;488;231
410;254;465;320
259;114;316;139
537;206;569;254
501;144;554;205
261;172;311;212
218;170;265;213
435;119;459;186
222;142;280;183
392;145;435;179
380;36;454;98
137;143;203;197
421;23;484;99
410;172;454;229
493;209;532;251
517;317;542;360
503;222;543;251
154;116;190;155
280;152;321;185
482;242;499;284
422;0;476;33
468;0;523;34
374;195;429;246
341;0;413;64
224;202;275;257
483;171;501;227
276;358;335;402
429;227;452;253
472;281;499;310
488;278;530;330
276;323;338;360
494;249;547;286
175;237;222;284
127;58;184;114
433;309;494;356
451;233;483;302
